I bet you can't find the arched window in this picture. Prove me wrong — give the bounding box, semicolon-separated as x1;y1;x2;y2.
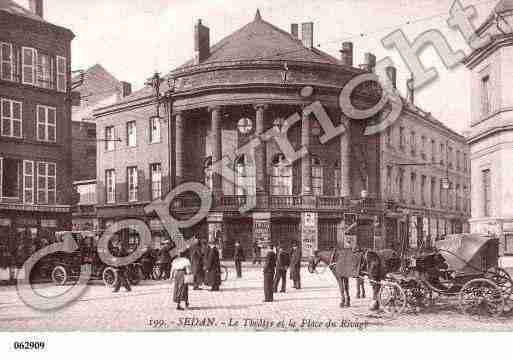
271;154;292;195
234;154;255;195
311;156;323;196
334;160;341;196
204;157;213;191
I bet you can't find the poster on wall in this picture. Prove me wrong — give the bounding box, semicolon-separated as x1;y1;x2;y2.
301;212;318;256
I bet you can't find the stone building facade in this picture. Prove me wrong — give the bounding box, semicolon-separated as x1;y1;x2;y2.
464;0;513;266
0;0;74;264
95;11;469;258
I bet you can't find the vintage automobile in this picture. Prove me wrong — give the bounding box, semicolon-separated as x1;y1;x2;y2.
378;233;513;318
45;231;143;287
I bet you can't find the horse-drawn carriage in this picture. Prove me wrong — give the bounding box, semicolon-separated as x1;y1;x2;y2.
379;233;513;318
45;231;143;287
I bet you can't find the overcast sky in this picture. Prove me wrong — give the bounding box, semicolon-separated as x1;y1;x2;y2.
15;0;499;134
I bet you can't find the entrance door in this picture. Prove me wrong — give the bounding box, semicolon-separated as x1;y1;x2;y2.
318;220;338;251
271;220;299;251
224;219;252;259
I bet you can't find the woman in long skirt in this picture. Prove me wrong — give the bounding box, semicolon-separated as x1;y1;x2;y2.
171;251;192;310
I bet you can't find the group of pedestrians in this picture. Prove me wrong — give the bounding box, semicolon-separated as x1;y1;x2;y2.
171;237;223;310
263;242;302;302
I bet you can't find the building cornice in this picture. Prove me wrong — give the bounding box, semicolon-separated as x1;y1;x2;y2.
463;34;513;69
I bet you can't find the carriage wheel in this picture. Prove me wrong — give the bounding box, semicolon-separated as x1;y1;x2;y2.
102;267;118;287
51;265;68;286
152;265;162;280
221;265;228;282
490;268;513;310
378;281;406;316
405;280;433;311
128;266;143;286
459;278;505;318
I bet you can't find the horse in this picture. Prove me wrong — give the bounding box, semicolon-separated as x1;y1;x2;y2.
308;248;352;307
309;247;400;310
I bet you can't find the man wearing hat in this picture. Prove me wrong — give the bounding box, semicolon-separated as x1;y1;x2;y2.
263;244;276;302
273;246;290;293
289;242;302;289
205;240;221;291
233;241;245;278
189;236;205;290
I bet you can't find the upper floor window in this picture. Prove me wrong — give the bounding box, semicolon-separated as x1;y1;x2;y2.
456;150;461;170
23;160;34;204
204;157;213;191
410;131;416;156
37;52;54;89
421;136;426;159
0;157;20;199
398;169;404;202
127;121;136;147
410;172;416;204
311;156;323;196
105;169;115;204
234;154;255;196
440;143;445;165
149;117;161;143
56;56;67;92
431;177;436;207
448;146;453;169
386;165;392;197
334;161;341;196
22;47;37;86
105;126;115;151
481;75;491;117
37;162;56;204
1;42;14;81
463;153;468;172
431;139;436;163
150;163;162;200
271;154;292;195
127;166;138;202
37;105;56;142
1;98;22;138
483;169;491;217
421;175;426;204
399;126;405;150
385;127;392;147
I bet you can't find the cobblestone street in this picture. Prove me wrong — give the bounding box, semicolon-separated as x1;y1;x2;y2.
0;265;512;331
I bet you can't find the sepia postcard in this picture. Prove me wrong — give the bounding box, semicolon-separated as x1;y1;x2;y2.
0;1;513;352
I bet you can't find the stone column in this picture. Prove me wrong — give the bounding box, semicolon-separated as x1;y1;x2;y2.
340;115;351;197
301;109;311;195
254;104;268;194
210;106;223;199
175;111;184;186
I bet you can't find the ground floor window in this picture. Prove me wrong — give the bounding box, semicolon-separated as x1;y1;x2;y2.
270;154;292;195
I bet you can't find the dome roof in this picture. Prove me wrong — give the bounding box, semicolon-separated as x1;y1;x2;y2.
176;10;340;70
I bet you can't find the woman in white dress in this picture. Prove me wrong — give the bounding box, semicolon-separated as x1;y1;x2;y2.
171;251;192;310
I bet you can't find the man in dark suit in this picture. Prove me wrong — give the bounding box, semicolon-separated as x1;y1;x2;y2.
190;237;204;290
233;241;245;278
289;242;302;289
273;246;290;293
252;242;262;265
206;242;221;291
263;245;276;302
112;239;131;293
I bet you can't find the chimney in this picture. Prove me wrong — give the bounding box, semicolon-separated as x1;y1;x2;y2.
120;81;132;98
291;23;299;39
301;22;314;48
385;66;397;89
194;19;210;65
340;42;353;66
407;77;415;104
360;53;376;72
29;0;44;18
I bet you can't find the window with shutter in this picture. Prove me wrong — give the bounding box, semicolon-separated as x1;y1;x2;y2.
0;42;14;81
56;56;67;92
22;47;37;85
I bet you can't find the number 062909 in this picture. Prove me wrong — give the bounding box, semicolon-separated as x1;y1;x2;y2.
13;341;46;350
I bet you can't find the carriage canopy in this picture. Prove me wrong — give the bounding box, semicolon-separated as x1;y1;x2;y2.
434;234;499;274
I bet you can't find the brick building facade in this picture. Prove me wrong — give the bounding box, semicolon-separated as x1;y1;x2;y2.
0;0;74;267
71;64;131;231
464;0;513;266
94;11;469;258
